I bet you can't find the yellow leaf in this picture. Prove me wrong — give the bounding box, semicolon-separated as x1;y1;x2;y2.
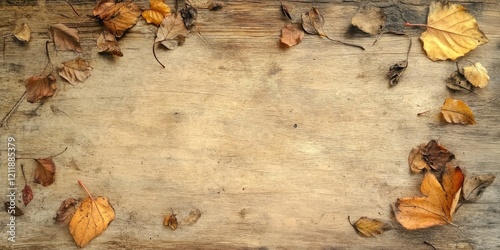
13;23;31;42
348;216;392;238
142;0;171;26
441;98;476;125
419;2;488;61
463;62;489;88
69;181;115;247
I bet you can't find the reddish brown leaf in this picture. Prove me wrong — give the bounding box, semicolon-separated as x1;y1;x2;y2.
49;23;83;53
22;185;34;206
280;24;304;47
58;58;92;85
4;202;24;217
55;198;78;224
25;74;57;103
97;30;123;56
34;158;56;187
93;0;142;38
421;140;455;172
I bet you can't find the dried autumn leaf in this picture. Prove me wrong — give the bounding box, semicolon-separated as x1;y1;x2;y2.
13;23;31;42
280;24;304;47
25;74;57;103
187;0;212;9
446;71;473;93
34;158;56;187
55;198;78;224
408;143;428;174
351;6;386;36
155;13;189;50
208;2;223;11
93;0;142;38
180;4;198;30
301;7;325;36
348;216;392;238
441;98;476;125
279;1;292;21
393;164;464;229
463;174;495;202
49;23;83;53
463;62;490;88
413;2;488;61
142;0;171;26
421;140;455;172
58;58;92;85
70;181;115;248
4;202;24;217
183;208;201;225
163;210;178;230
97;30;123;56
387;60;408;86
22;185;33;206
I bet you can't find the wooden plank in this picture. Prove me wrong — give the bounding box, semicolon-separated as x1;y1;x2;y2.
1;0;499;249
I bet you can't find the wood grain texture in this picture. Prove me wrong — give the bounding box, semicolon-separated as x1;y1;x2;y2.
1;0;499;249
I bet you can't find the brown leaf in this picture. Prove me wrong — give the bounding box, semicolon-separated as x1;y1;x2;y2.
387;60;407;86
25;74;57;103
22;185;33;206
97;30;123;56
393;165;464;229
49;23;83;53
142;0;171;26
180;4;198;30
301;7;325;36
58;58;92;85
155;13;189;50
351;6;386;36
441;98;476;125
421;140;455;172
463;62;490;88
348;216;392;238
163;210;178;230
446;71;473;93
408;143;429;174
280;24;304;47
183;208;201;225
280;1;292;20
55;198;78;224
187;0;212;9
34;158;56;187
70;181;115;247
13;23;31;42
463;174;495;202
93;0;142;38
4;202;24;217
208;2;223;11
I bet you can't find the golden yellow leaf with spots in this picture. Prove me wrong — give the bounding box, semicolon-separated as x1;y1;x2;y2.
464;62;490;88
142;0;171;26
417;2;488;61
69;181;115;248
441;98;476;125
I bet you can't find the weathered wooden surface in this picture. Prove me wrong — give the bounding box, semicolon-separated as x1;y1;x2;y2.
1;0;499;249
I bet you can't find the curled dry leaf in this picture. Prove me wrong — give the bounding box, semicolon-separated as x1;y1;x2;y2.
13;23;31;42
93;0;142;38
142;0;171;26
408;143;428;174
183;208;201;225
155;13;189;50
97;30;123;56
348;216;392;238
4;202;24;217
280;1;292;21
415;2;488;61
49;23;83;53
387;60;407;86
58;58;92;85
301;7;325;36
446;71;473;93
280;24;304;47
393;164;464;229
463;62;489;88
34;158;56;187
25;74;57;103
70;181;115;248
22;184;34;206
55;198;78;224
463;174;495;202
163;210;178;230
441;98;476;125
421;140;455;172
351;6;386;36
180;4;198;30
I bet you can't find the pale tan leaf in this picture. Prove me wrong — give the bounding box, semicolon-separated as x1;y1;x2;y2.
301;7;325;36
408;143;429;174
13;23;31;42
351;6;385;35
155;13;189;50
97;30;123;56
58;58;92;85
463;174;495;202
463;62;490;88
440;98;476;125
349;216;392;238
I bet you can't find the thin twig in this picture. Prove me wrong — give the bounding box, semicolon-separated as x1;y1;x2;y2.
325;35;365;50
21;164;28;184
0;91;27;128
152;43;165;68
64;0;83;18
423;241;437;250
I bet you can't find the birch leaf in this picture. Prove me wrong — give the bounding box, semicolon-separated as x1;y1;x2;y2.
463;62;490;88
441;98;476;125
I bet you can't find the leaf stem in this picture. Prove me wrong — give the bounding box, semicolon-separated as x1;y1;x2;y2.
153;43;165;68
404;22;427;28
347;216;355;226
78;180;95;201
325;35;365;50
0;91;27;128
64;0;83;18
50;147;68;159
21;164;28;184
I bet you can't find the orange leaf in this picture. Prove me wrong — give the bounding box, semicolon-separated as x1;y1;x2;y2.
142;0;171;26
34;158;56;187
49;23;83;53
25;74;57;103
93;0;141;38
393;164;464;229
163;209;178;230
441;98;476;125
280;24;304;47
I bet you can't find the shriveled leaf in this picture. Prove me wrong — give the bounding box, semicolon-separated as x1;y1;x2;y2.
183;208;201;225
351;6;386;36
463;62;489;88
387;60;407;86
142;0;171;26
34;158;56;187
349;216;392;238
155;13;189;50
441;98;476;125
55;198;78;224
163;210;178;230
280;1;292;20
280;24;304;47
13;23;31;42
393;165;464;229
463;174;495;202
49;23;83;53
419;2;488;61
93;0;142;38
58;58;92;85
180;4;198;30
25;74;57;103
4;202;24;217
22;185;33;206
446;71;473;93
97;30;123;56
301;7;325;36
408;143;429;174
421;140;455;172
